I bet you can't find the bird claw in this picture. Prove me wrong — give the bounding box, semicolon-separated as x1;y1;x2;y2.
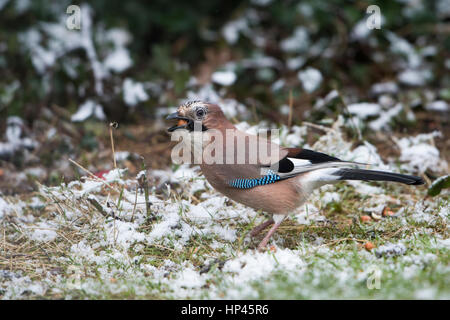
255;217;285;252
256;240;270;252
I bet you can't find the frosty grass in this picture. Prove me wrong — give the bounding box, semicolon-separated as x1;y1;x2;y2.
1;119;449;299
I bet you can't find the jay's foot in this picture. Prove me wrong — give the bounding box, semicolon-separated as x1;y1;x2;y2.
256;216;285;252
250;218;274;237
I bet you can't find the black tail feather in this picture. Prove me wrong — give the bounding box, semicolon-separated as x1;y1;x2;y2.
334;168;425;185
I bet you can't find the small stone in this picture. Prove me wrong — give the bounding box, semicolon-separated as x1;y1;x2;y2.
371;212;382;221
382;207;395;217
364;242;375;251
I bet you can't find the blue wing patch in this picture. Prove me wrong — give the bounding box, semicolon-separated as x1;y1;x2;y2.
229;170;281;189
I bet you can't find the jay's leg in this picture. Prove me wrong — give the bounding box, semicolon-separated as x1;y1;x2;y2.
250;218;274;237
256;215;286;252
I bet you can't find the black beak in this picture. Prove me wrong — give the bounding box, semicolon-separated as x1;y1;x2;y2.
166;112;192;132
166;112;179;120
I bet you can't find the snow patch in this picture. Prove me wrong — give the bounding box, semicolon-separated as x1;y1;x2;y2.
211;70;237;86
71;100;106;122
281;27;310;53
426;100;448;112
123;78;149;107
347;103;381;119
298;68;322;93
394;132;448;173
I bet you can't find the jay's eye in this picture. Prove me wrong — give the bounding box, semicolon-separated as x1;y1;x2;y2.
196;109;205;118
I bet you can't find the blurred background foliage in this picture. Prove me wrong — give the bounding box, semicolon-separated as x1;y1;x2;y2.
1;0;448;122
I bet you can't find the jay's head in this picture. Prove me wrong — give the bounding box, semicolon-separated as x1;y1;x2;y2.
166;101;227;132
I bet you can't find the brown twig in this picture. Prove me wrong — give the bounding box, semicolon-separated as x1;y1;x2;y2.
288;89;293;128
68;158;115;190
109;122;118;169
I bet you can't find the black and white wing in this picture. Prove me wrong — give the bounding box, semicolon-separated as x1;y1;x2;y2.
261;148;424;185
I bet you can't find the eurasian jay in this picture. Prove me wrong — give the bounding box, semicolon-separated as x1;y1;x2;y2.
166;101;424;251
